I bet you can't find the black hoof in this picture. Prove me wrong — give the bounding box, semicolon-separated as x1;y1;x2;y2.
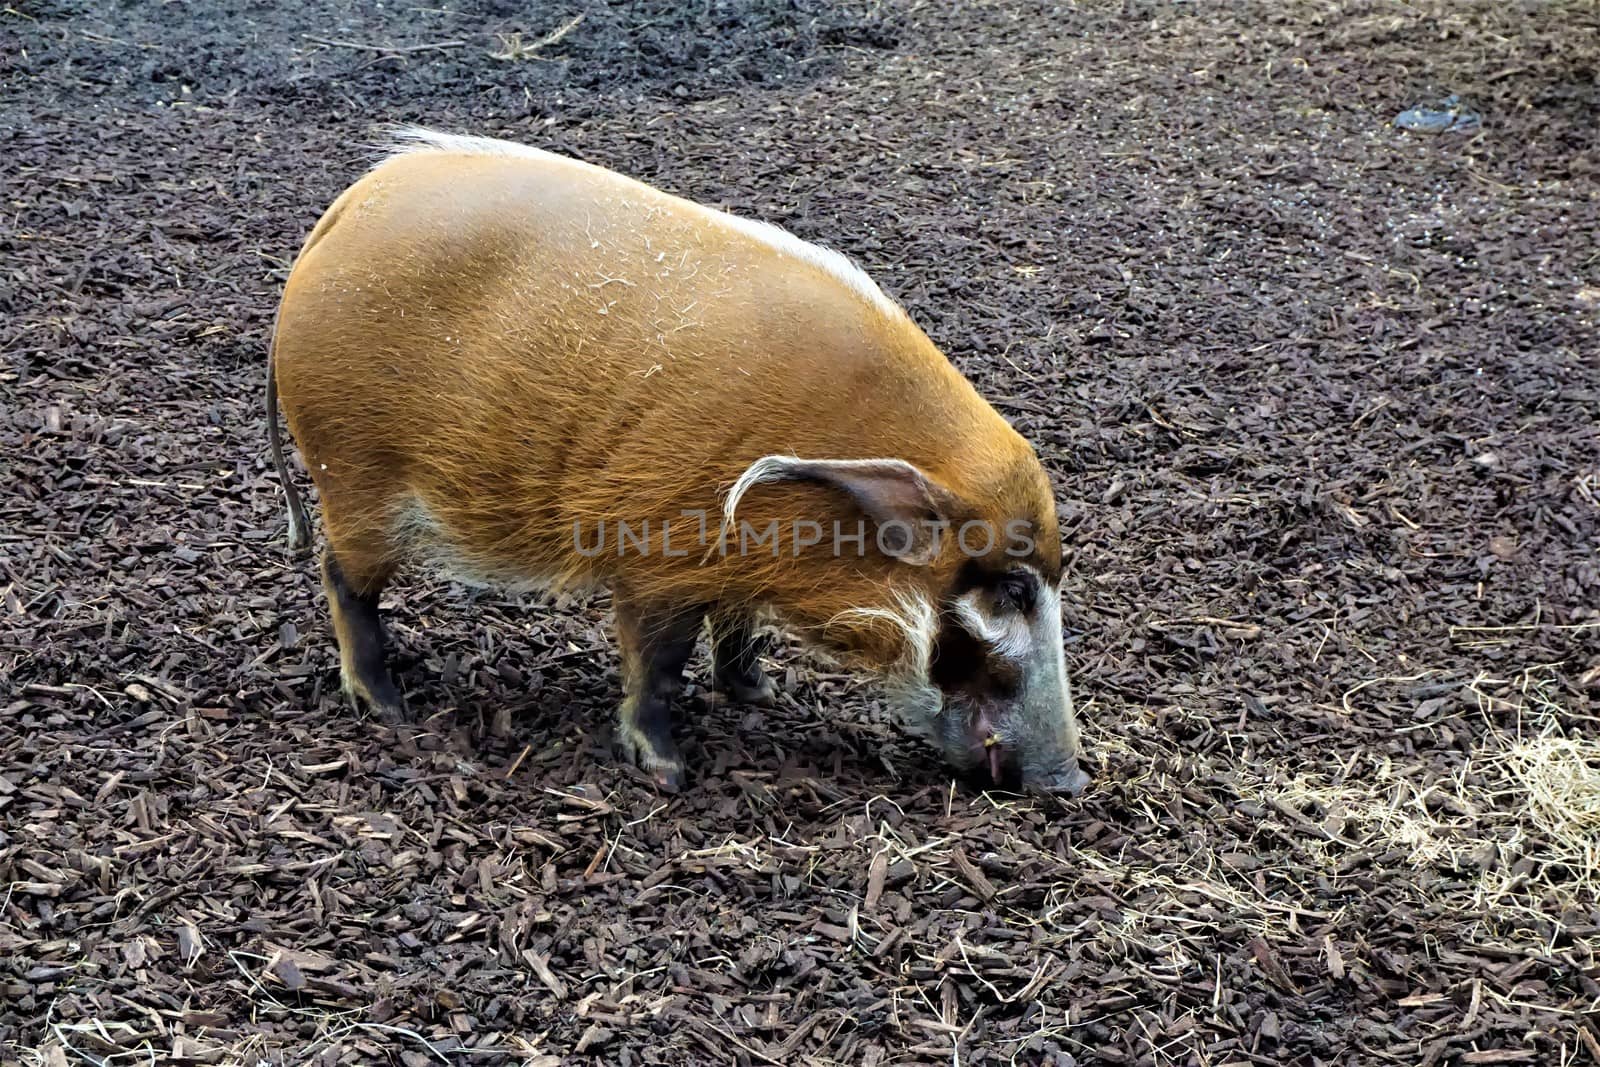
718;674;777;707
342;671;407;723
616;721;684;793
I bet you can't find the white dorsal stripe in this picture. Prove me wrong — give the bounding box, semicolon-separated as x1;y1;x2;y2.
374;125;901;317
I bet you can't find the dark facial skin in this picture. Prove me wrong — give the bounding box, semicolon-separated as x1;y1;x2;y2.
924;549;1089;796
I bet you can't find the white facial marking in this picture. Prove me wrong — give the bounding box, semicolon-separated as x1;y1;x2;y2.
951;590;1031;663
1035;580;1081;756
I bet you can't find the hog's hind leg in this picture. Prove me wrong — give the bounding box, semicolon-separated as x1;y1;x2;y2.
613;596;704;792
709;611;777;707
320;547;405;722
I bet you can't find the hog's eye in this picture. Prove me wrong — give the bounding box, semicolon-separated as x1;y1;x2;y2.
995;569;1037;615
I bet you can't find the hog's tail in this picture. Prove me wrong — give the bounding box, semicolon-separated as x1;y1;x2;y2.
265;306;311;555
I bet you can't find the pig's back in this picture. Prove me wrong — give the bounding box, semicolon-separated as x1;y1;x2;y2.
273;137;1025;586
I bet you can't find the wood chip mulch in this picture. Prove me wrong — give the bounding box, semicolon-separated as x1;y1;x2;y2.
4;1;1598;1063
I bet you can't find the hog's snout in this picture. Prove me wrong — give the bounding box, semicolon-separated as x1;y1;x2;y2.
1028;762;1091;797
965;733;1091;797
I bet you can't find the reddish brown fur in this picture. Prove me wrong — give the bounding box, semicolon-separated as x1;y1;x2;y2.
272;138;1060;674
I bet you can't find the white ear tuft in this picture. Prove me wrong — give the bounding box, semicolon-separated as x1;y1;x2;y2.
720;455;957;566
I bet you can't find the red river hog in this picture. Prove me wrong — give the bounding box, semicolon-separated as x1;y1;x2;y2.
266;127;1090;795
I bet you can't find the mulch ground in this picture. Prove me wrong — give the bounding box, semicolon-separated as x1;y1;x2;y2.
5;1;1600;1063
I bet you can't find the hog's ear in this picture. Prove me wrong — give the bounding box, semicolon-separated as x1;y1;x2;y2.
724;455;961;565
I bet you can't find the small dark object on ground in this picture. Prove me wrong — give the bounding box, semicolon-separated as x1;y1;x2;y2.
1395;93;1483;132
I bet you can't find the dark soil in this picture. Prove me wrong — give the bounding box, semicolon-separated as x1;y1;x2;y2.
5;1;1600;1064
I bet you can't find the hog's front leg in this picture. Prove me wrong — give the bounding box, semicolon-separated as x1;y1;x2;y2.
708;610;778;707
612;595;704;791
